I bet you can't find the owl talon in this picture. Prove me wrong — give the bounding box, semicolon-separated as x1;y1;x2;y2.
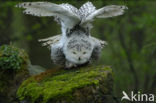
74;65;77;68
65;61;76;68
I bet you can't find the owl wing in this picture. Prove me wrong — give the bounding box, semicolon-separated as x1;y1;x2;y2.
38;35;62;49
39;35;65;65
79;2;96;19
81;5;128;24
39;34;107;49
91;37;107;49
16;2;80;28
91;37;107;60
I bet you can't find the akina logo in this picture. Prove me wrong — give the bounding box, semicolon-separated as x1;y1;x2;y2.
121;91;155;102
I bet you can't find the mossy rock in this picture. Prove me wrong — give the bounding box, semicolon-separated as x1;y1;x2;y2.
17;65;113;103
0;45;30;103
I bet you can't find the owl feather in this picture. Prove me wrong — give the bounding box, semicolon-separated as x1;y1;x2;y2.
16;2;80;29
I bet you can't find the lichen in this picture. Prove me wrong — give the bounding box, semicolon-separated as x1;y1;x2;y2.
17;65;112;103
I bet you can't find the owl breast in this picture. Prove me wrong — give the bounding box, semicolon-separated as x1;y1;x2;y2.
63;34;93;64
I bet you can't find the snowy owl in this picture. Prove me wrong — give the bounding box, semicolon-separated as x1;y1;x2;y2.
16;1;128;68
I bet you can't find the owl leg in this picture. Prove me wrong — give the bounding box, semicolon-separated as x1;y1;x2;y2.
65;60;77;68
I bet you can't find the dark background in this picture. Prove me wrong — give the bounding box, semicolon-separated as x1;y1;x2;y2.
0;0;156;101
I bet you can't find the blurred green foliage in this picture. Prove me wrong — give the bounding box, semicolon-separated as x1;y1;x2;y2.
0;0;156;101
0;45;28;70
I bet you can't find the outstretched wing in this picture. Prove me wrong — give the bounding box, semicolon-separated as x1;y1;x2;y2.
82;5;128;24
91;37;107;60
91;36;107;49
39;34;107;49
16;2;80;28
60;3;80;18
38;35;61;49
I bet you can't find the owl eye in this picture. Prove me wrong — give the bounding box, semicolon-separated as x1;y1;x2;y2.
83;52;86;54
73;52;76;54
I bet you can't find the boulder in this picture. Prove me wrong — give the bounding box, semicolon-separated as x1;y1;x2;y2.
17;65;113;103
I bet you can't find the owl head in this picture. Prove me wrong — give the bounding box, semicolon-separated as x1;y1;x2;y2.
63;35;93;64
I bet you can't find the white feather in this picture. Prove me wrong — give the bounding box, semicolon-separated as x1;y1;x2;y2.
82;5;128;24
16;2;80;29
79;2;96;18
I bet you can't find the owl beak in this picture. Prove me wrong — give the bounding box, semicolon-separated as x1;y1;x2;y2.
78;57;81;61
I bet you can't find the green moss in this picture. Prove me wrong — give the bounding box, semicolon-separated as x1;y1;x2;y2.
17;65;112;103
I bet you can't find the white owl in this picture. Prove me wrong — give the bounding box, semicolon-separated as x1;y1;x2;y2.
16;1;128;68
